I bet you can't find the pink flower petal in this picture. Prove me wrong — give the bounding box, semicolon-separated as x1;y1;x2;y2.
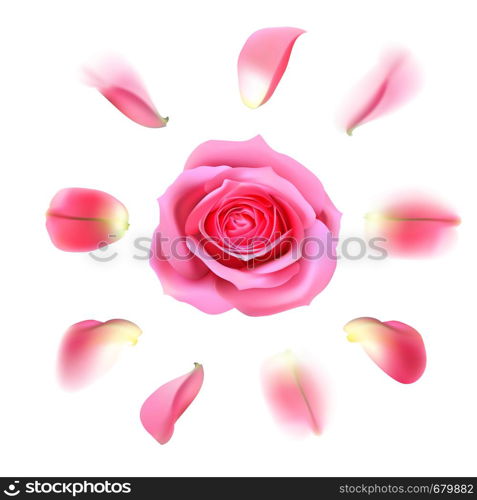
83;55;168;128
238;27;305;108
262;351;325;436
187;234;301;290
340;48;421;135
366;194;461;257
344;317;426;384
46;188;129;252
58;319;142;391
140;363;204;445
150;236;233;314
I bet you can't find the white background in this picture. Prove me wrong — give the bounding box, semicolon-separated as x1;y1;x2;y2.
0;0;476;477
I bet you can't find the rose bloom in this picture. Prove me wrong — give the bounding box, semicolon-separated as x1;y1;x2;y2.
150;136;341;316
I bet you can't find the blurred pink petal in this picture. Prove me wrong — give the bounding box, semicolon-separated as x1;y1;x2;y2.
46;187;129;252
83;55;168;128
344;317;426;384
140;363;204;445
340;48;421;135
262;351;325;436
58;319;142;391
366;194;460;257
238;27;305;109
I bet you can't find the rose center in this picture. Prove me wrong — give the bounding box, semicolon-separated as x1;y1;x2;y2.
200;193;293;268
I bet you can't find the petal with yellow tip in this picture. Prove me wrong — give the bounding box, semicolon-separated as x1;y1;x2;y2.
57;319;142;391
238;27;305;109
365;194;460;257
344;317;426;384
46;187;129;252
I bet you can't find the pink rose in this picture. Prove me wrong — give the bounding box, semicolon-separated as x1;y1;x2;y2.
150;136;341;316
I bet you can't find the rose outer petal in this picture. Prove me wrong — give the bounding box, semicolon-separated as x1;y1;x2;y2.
140;363;204;445
150;239;233;314
238;27;305;108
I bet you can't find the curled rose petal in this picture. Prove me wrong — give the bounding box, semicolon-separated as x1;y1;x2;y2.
46;187;129;252
344;317;426;384
83;55;168;128
140;363;204;445
340;48;421;135
262;351;325;436
58;319;142;391
365;194;460;257
238;27;305;109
